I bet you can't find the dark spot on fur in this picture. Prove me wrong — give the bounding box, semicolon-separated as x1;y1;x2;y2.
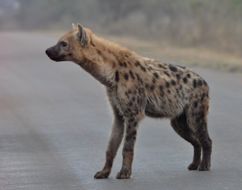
193;101;198;108
197;79;203;86
158;64;166;69
135;61;140;67
152;78;156;84
129;70;135;80
159;85;163;92
193;80;197;88
176;74;181;80
128;101;133;107
169;65;178;72
136;98;141;105
138;88;145;94
166;81;170;88
150;85;155;91
183;77;188;83
135;73;143;83
119;62;127;67
187;73;191;78
171;80;176;86
97;49;102;55
140;65;146;72
115;71;119;82
124;73;129;80
164;71;170;77
128;118;134;124
201;93;207;101
135;73;140;80
153;72;159;79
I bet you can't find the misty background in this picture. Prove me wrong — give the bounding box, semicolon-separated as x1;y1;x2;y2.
1;0;242;58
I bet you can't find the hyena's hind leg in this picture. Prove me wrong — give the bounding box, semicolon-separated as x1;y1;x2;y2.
94;106;125;179
170;111;201;170
187;97;212;171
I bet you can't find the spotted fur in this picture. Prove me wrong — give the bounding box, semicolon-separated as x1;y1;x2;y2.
46;24;212;179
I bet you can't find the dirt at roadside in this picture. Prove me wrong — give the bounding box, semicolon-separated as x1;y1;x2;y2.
109;36;242;73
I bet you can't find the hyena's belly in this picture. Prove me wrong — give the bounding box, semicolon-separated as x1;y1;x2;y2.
145;96;186;118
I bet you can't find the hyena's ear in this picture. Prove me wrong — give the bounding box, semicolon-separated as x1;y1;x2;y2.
77;24;88;47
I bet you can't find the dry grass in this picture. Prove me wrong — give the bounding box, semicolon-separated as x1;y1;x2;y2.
109;36;242;73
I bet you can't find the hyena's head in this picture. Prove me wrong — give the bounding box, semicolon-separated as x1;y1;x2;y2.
45;24;91;62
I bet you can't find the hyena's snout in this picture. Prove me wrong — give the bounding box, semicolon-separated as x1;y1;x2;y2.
45;45;65;62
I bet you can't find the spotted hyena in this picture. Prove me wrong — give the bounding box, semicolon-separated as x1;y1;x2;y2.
46;24;212;179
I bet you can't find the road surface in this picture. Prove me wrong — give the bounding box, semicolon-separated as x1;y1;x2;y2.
0;32;242;190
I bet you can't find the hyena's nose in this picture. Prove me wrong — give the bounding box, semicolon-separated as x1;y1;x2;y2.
45;48;51;57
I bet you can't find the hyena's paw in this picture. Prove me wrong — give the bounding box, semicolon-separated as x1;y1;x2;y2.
116;168;131;179
94;170;110;179
188;162;200;170
198;161;210;171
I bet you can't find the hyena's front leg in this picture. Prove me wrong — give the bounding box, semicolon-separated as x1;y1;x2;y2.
116;114;143;179
94;107;124;179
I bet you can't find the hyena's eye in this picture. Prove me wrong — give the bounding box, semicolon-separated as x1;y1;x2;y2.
59;41;68;48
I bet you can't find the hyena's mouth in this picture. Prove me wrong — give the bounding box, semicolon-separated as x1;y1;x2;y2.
49;55;66;62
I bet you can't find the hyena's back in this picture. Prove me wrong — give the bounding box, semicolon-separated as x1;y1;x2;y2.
116;58;209;119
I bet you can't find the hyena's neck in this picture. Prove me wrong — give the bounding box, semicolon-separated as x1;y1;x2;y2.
76;34;141;88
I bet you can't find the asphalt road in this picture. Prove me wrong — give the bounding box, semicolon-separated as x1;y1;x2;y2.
0;32;242;190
